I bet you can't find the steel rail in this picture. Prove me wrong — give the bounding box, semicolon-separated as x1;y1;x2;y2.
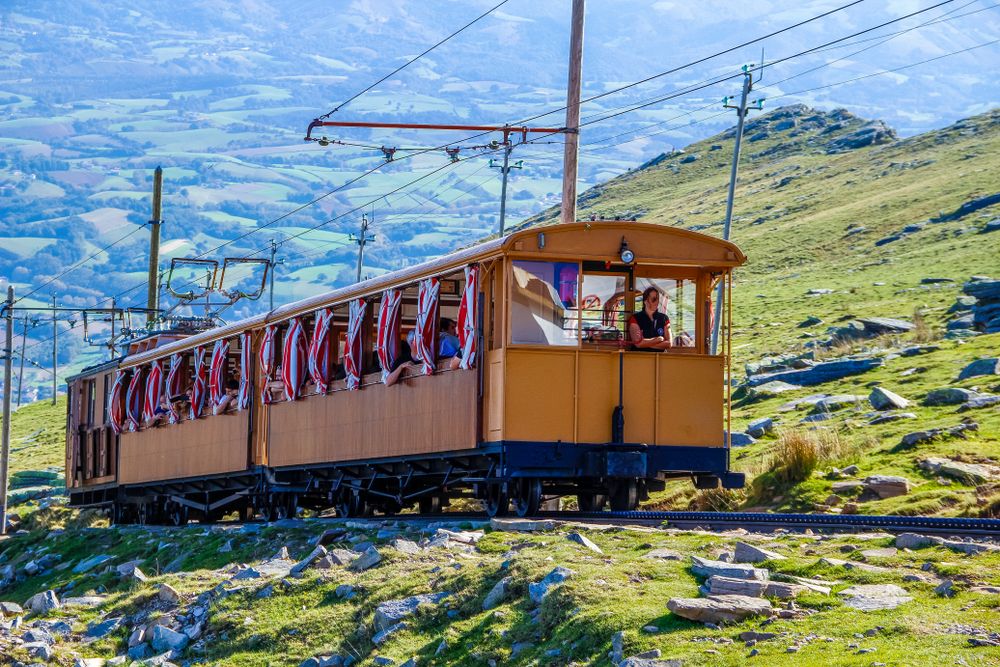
307;510;1000;539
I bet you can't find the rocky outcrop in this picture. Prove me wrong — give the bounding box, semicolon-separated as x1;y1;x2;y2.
825;120;897;153
529;566;575;603
958;358;1000;380
961;278;1000;333
900;422;978;447
869;387;909;410
667;595;774;624
919;457;999;484
747;358;882;387
838;584;912;611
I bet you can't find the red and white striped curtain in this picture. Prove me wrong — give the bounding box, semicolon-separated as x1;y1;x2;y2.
415;277;440;376
143;359;163;424
376;289;402;384
458;265;479;370
259;324;277;405
108;370;125;435
282;317;308;401
125;368;144;432
165;352;185;423
190;345;207;419
308;308;335;393
345;298;366;390
237;332;252;410
209;337;230;410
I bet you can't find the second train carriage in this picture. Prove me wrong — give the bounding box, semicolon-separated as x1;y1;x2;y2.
65;221;747;522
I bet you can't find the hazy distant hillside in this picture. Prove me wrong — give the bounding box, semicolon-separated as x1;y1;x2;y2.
1;0;998;393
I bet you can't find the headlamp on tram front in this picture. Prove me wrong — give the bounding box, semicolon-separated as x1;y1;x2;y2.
619;237;634;264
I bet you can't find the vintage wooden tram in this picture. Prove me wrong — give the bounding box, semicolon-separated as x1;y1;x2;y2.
65;221;746;523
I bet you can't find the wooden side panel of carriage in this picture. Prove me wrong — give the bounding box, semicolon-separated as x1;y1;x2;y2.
117;415;250;485
266;368;478;467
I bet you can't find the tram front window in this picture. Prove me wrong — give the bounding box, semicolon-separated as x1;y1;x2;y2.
633;277;697;348
581;273;627;344
510;261;579;346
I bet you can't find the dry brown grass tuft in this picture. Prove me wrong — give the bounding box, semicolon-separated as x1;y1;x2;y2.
691;486;747;512
910;307;939;344
769;428;853;486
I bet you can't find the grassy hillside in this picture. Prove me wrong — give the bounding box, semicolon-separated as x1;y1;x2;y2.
6;397;66;473
1;514;999;666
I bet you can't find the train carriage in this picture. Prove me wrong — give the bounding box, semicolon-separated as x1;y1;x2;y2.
65;221;746;522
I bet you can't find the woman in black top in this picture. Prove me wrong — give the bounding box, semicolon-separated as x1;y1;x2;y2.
628;286;673;351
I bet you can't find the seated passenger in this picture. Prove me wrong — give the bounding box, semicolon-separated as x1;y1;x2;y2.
385;324;462;386
214;379;240;415
673;331;695;347
384;329;417;387
146;394;170;428
439;318;462;370
628;287;672;351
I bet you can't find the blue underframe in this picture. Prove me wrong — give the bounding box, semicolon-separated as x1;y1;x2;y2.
487;440;732;479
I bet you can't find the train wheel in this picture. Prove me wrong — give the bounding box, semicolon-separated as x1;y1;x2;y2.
137;502;152;526
577;492;608;512
609;479;639;512
418;495;442;514
511;478;542;518
166;502;188;527
482;483;509;518
277;494;298;521
335;490;367;518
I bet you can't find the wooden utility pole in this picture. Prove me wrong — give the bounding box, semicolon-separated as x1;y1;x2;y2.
15;316;27;408
559;0;586;225
146;166;164;325
51;295;57;404
1;286;14;535
711;68;757;355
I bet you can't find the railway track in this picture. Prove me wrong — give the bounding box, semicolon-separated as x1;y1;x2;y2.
313;510;1000;540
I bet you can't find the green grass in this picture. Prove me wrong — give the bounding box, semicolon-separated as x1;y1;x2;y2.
1;516;998;665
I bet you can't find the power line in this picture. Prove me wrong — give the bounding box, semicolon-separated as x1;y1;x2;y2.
15;223;146;305
766;37;1000;100
581;0;990;152
17;0;965;328
15;0;889;312
315;0;511;119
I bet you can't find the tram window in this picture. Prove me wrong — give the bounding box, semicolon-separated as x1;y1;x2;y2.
633;278;698;347
581;273;628;344
102;373;111;425
510;261;579;346
86;379;96;427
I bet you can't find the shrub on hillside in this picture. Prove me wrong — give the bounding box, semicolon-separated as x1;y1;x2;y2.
769;429;847;485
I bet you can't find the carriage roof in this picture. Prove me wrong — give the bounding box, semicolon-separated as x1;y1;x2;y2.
117;221;745;369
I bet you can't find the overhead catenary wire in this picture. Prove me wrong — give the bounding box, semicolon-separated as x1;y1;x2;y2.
14;223;147;306
316;0;511;119
22;0;887;314
579;0;993;153
20;0;972;340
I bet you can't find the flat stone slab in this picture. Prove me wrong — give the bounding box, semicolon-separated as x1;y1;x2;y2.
374;592;450;632
705;575;809;599
748;358;883;387
838;584;913;611
643;548;683;561
667;594;774;624
690;555;768;581
61;595;105;608
920;457;999;484
733;541;786;563
490;518;557;532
